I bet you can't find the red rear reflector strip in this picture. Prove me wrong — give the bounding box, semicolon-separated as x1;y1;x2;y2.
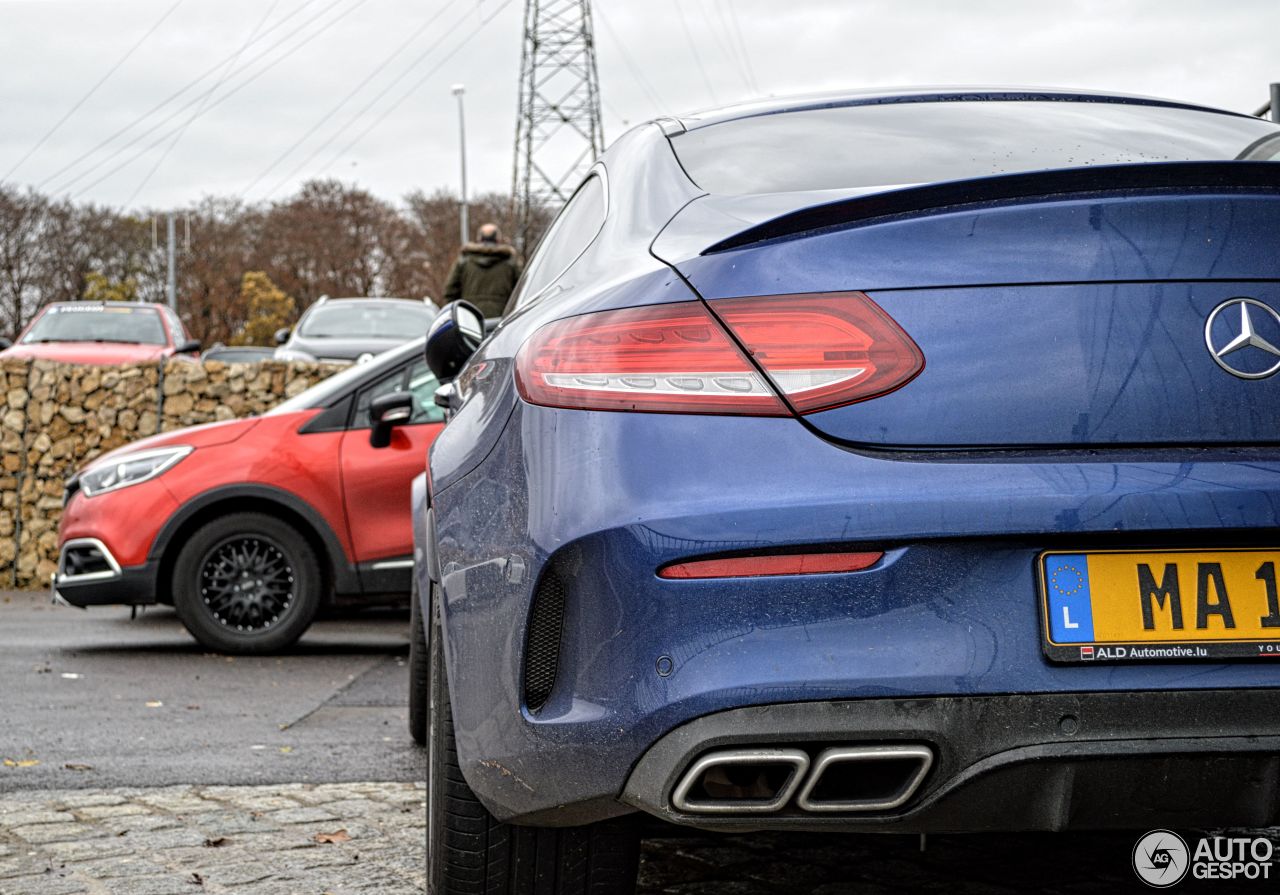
658;551;884;579
711;292;923;413
515;302;789;415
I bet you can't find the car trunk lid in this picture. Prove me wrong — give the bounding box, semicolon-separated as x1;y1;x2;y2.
655;164;1280;447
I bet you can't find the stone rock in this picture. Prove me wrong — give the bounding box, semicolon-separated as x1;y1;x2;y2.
50;437;76;460
164;392;193;416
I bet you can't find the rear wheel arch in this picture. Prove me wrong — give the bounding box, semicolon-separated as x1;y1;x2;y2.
152;486;357;603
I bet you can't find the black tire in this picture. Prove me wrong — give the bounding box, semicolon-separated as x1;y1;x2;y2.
408;574;429;745
425;583;640;894
172;512;322;654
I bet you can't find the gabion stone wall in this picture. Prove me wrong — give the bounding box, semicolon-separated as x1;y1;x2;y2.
0;358;342;589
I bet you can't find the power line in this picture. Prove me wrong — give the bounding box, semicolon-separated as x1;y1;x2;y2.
63;0;371;201
56;0;351;196
695;1;751;96
593;3;668;116
708;0;757;95
671;0;718;106
36;0;325;192
123;0;286;208
3;0;187;181
721;0;760;94
310;0;516;182
242;0;465;199
268;0;515;197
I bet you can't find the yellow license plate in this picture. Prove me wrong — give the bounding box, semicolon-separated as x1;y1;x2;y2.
1040;548;1280;662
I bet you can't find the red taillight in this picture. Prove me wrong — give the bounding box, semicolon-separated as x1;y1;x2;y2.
659;551;884;579
712;292;923;413
514;292;922;415
514;301;789;415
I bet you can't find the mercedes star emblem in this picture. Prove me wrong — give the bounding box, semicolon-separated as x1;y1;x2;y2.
1204;297;1280;380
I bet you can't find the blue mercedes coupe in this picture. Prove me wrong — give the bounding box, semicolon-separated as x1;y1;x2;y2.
411;88;1280;894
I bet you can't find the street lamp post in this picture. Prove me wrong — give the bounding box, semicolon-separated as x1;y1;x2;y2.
452;84;469;246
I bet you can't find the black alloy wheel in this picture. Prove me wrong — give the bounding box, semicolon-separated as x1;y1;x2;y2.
198;535;295;632
173;512;322;654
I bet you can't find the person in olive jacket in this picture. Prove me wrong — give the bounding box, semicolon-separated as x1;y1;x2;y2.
442;223;522;319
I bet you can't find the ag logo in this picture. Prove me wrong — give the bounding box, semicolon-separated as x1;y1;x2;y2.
1133;829;1189;887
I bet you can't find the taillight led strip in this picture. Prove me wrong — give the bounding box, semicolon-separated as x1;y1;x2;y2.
515;301;789;415
515;292;923;416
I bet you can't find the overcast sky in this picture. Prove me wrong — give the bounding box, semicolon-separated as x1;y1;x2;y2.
1;0;1277;212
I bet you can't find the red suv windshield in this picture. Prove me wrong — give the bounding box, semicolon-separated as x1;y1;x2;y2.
23;305;168;345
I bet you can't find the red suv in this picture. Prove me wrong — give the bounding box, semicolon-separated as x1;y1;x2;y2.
53;339;443;652
1;301;200;363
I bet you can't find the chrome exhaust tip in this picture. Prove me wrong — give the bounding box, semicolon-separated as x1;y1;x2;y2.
671;748;810;814
796;744;934;812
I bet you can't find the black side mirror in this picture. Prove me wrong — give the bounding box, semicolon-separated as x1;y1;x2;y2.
176;338;201;354
433;382;458;411
0;337;11;351
424;300;484;383
274;327;291;346
369;391;415;448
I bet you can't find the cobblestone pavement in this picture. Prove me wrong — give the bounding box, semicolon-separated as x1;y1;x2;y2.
8;782;1272;894
0;783;426;895
0;781;1145;895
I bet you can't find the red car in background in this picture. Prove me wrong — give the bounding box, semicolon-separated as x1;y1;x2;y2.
52;338;443;653
0;301;200;364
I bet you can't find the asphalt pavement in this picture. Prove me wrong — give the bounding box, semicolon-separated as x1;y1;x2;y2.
0;590;422;791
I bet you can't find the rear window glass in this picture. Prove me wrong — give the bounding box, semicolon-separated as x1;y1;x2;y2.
23;304;167;346
515;174;606;307
671;100;1280;195
267;338;423;415
299;302;434;338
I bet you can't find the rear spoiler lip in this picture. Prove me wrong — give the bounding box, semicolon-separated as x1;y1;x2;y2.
703;161;1280;255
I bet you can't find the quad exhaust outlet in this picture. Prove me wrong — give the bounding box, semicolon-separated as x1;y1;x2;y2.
672;744;933;815
670;748;810;814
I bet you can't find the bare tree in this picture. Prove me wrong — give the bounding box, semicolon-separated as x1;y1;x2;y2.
402;189;552;303
0;185;49;339
0;179;553;342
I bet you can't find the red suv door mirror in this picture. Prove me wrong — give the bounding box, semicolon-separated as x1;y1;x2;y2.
369;391;415;448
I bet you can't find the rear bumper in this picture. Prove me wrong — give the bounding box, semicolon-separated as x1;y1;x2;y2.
431;404;1280;826
622;689;1280;833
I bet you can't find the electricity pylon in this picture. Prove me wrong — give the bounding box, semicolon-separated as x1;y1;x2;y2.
512;0;604;253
